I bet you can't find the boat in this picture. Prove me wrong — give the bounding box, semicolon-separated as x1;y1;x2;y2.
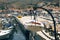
16;14;60;40
0;18;14;39
16;8;60;40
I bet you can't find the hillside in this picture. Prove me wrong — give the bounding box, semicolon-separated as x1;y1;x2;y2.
0;0;59;8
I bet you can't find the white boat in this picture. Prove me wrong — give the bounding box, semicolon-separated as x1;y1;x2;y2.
17;16;60;40
0;18;13;39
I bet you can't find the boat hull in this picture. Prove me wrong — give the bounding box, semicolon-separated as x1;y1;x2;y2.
0;29;13;39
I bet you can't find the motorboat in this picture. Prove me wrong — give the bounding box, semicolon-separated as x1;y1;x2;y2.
0;18;14;39
17;15;60;40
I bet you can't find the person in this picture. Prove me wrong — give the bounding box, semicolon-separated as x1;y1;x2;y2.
58;16;60;24
34;11;37;20
29;10;34;19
